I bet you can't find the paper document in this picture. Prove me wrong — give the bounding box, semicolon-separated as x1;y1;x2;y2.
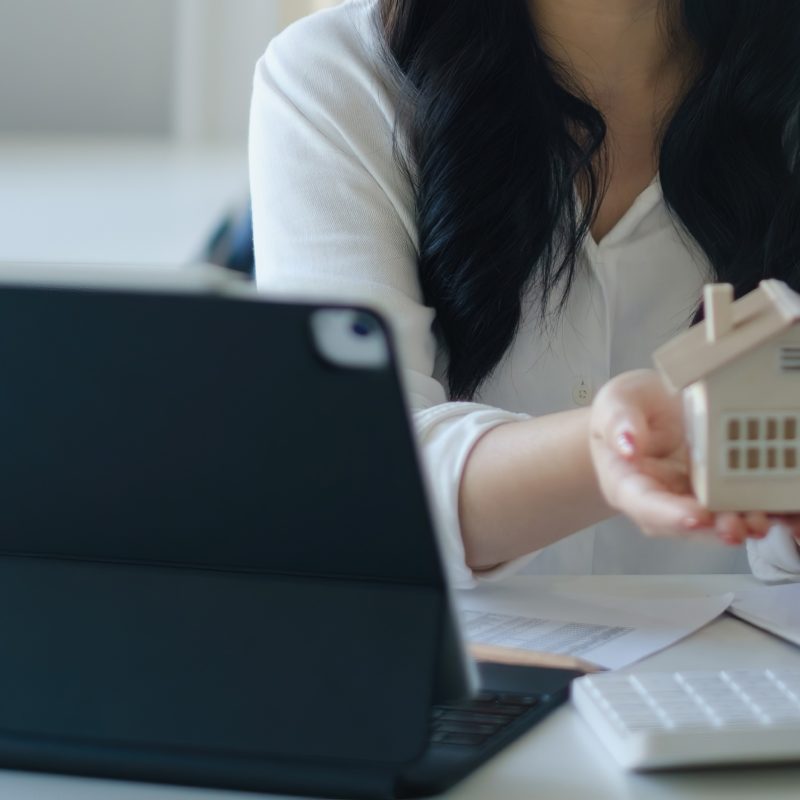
457;584;733;671
730;584;800;647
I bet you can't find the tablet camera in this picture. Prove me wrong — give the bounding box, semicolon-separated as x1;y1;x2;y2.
310;309;390;370
352;313;378;338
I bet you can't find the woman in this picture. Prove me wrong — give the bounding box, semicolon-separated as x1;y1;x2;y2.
250;0;800;586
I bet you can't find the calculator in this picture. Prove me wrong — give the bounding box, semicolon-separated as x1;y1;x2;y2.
572;669;800;769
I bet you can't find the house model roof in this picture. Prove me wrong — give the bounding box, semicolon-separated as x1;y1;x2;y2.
654;280;800;393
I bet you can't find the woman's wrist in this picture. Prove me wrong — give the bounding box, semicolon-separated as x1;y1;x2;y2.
459;407;614;570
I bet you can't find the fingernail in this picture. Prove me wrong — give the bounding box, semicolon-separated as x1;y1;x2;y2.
616;431;636;458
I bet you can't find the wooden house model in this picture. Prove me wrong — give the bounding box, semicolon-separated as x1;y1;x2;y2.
654;281;800;512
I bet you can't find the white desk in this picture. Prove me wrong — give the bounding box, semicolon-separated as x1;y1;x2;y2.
0;137;248;265
0;575;798;799
453;575;800;800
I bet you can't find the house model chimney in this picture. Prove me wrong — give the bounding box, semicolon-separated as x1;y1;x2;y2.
704;283;734;343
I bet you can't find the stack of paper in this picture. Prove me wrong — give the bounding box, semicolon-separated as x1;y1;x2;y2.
457;585;733;671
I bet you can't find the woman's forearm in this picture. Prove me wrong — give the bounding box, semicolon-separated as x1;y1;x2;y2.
459;407;615;570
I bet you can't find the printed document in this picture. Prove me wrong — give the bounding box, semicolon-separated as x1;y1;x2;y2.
457;584;733;671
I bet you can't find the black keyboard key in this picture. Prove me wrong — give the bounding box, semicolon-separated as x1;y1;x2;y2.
470;702;527;717
433;721;500;736
439;733;489;747
436;711;513;726
499;694;543;706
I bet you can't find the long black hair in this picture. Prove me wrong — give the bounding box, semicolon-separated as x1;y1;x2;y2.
380;0;800;400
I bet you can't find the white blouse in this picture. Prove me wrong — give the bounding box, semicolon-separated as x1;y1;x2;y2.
249;0;800;588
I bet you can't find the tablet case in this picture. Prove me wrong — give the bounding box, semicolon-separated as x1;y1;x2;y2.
0;281;469;798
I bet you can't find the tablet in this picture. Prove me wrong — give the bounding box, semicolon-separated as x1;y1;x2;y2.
0;262;472;795
0;263;578;799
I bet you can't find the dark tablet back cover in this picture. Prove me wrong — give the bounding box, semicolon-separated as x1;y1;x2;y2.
0;286;442;584
0;285;461;791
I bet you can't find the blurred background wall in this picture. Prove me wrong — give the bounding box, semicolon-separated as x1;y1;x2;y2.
0;0;341;267
0;0;339;144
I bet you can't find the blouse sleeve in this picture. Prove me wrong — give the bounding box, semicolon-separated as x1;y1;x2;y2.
249;10;530;588
747;525;800;583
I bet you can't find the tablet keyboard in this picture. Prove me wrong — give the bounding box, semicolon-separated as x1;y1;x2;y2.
398;663;580;797
572;669;800;769
430;690;544;747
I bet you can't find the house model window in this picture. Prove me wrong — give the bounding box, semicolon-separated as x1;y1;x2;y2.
723;413;799;476
654;280;800;512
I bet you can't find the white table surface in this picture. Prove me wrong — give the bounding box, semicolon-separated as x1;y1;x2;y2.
0;574;797;799
0;137;248;266
449;574;800;800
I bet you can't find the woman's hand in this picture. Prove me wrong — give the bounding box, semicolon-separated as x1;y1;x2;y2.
589;369;777;546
